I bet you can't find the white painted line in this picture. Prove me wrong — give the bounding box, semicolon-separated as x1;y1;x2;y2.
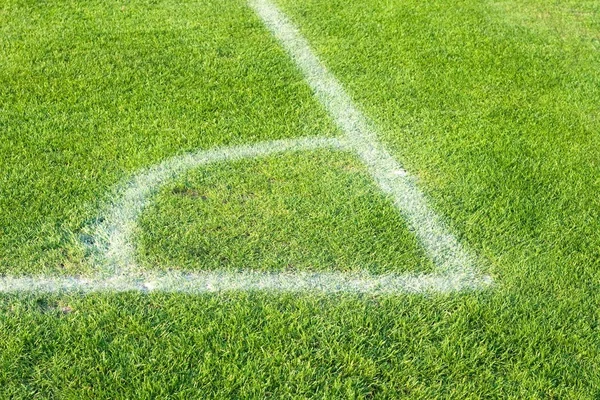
249;0;486;280
0;271;492;294
91;136;346;276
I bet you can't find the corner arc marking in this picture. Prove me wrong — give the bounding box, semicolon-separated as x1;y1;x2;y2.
92;136;346;276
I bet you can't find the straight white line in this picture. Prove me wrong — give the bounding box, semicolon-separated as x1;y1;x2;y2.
0;271;491;294
249;0;484;278
92;136;346;275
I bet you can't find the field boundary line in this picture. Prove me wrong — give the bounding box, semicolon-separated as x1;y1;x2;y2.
0;271;490;294
0;2;493;295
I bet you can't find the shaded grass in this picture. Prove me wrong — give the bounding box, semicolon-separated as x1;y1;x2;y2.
493;0;600;44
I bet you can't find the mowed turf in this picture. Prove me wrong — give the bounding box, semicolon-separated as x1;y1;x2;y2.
0;0;340;275
136;151;435;274
1;0;600;398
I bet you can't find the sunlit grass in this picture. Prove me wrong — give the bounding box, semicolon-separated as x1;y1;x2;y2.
1;0;600;397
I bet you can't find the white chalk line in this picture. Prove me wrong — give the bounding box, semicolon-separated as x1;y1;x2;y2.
92;136;346;276
0;0;493;295
0;134;490;295
0;271;491;294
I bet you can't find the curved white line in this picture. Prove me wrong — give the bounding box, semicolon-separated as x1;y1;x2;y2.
92;136;346;275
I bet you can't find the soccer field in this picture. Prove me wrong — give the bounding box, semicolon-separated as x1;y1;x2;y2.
1;0;600;397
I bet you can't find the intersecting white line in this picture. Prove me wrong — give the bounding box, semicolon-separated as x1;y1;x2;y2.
0;0;492;295
248;0;490;279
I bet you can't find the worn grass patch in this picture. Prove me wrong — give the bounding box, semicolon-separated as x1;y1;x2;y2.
136;150;435;274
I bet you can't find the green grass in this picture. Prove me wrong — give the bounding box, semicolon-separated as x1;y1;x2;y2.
0;292;519;398
2;0;600;397
136;150;435;274
0;0;339;275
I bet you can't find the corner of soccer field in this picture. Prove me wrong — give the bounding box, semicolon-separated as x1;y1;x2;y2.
1;0;600;397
